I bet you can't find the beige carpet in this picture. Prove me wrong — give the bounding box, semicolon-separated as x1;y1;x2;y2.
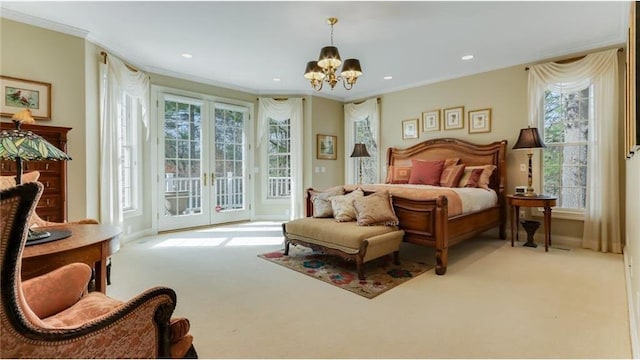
108;221;631;358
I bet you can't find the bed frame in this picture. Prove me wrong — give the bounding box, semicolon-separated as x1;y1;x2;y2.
305;138;508;275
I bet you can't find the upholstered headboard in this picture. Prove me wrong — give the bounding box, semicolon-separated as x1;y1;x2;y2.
386;138;508;193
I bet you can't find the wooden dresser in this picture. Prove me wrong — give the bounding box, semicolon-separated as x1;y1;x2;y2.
0;122;71;222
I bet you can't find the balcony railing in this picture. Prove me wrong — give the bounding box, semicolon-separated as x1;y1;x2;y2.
268;177;291;198
164;174;244;215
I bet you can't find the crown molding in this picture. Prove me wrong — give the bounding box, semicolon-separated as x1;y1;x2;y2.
0;8;89;39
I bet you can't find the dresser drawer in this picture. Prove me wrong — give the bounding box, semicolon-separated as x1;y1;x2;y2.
36;210;63;223
39;176;62;192
24;161;61;174
36;194;62;211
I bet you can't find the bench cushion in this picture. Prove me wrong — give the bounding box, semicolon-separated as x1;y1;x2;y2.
285;217;399;252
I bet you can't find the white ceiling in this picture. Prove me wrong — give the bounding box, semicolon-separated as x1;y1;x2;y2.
0;1;629;102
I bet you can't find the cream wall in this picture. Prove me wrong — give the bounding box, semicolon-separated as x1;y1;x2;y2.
309;96;344;190
0;19;88;221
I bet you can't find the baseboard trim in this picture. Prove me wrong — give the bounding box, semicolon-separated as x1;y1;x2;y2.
122;229;155;244
511;230;581;249
624;246;640;358
252;215;288;221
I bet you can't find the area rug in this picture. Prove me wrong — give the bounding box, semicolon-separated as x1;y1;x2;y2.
258;246;434;299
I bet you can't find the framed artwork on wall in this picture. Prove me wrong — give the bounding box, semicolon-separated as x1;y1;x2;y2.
422;110;440;132
468;108;492;134
402;118;419;140
317;134;337;160
443;106;464;130
0;76;52;120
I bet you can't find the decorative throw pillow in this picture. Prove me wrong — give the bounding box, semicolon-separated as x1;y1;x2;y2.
386;166;412;184
458;165;497;189
310;186;345;218
354;191;399;226
330;188;364;222
444;158;460;168
408;159;445;185
440;164;466;187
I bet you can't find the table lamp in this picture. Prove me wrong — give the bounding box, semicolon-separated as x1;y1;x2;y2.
350;143;370;184
0;109;72;241
513;126;545;197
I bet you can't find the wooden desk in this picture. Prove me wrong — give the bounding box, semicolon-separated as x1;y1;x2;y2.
507;194;557;252
22;224;121;293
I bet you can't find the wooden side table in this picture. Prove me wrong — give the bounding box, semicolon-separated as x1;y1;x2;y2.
22;223;121;293
507;194;557;252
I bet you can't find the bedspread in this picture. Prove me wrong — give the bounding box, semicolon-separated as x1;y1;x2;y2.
343;184;497;217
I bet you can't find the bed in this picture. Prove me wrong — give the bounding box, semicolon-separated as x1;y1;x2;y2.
304;138;508;275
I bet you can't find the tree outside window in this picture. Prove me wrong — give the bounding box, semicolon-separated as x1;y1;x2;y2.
542;86;591;210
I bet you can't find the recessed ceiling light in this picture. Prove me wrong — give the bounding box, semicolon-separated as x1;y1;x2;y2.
383;75;393;80
181;53;193;58
273;77;281;82
461;55;474;60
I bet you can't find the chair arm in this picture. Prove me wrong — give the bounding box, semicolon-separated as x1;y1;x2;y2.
22;263;92;319
4;287;178;359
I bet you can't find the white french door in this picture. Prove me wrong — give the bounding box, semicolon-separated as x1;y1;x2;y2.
158;93;250;231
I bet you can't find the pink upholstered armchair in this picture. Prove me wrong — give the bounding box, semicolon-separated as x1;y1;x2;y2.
0;182;197;358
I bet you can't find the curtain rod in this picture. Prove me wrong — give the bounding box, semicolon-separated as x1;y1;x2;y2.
524;47;622;71
353;97;381;105
100;51;140;72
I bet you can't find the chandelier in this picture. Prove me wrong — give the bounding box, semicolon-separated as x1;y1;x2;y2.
304;17;363;91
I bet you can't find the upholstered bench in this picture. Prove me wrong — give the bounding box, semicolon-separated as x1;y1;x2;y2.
282;218;405;280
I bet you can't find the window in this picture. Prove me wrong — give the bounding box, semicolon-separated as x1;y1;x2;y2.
354;117;378;184
119;94;140;213
267;117;291;198
541;85;592;211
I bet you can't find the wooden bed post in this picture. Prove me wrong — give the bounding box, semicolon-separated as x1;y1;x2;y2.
434;195;449;275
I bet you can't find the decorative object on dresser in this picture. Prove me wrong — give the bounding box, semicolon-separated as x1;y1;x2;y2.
443;106;464;130
402;118;419;139
0;76;52;120
468;108;492;134
350;143;370;184
512;126;545;197
0;121;71;223
422;109;440;132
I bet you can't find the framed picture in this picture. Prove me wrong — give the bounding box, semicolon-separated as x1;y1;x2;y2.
402;118;419;140
422;109;440;132
0;76;52;120
468;108;492;134
317;134;337;160
443;106;464;130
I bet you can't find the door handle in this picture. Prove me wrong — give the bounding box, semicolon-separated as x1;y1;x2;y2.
211;173;215;186
203;173;207;186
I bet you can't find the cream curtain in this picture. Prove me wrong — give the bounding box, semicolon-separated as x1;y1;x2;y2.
527;48;620;253
344;98;380;184
257;98;304;220
99;53;150;228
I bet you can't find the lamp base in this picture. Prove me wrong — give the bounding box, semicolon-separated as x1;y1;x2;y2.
523;186;537;197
